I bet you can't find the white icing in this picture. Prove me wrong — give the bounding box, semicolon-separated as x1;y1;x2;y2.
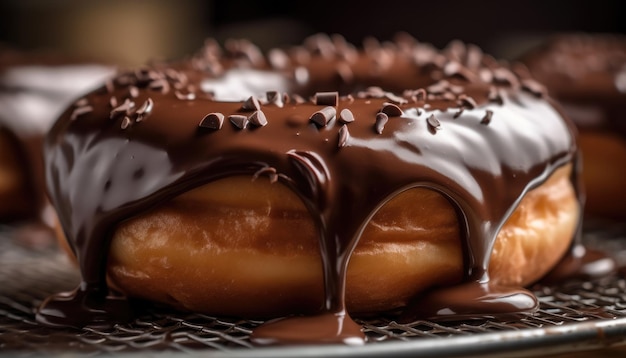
200;69;288;101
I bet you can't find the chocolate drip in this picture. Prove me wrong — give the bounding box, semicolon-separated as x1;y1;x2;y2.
38;36;582;344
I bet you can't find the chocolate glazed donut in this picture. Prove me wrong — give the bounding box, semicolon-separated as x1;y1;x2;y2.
37;34;605;345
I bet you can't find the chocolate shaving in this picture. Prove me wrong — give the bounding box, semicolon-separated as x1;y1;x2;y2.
492;67;520;87
70;106;93;121
374;112;388;134
310;106;336;127
426;80;449;94
175;90;196;101
415;88;427;101
479;68;493;83
199;112;225;130
121;116;132;129
443;61;474;81
110;99;135;119
366;86;385;98
149;79;169;92
74;98;88;107
381;102;403;117
338;125;350;148
449;84;464;95
481;110;494;125
384;92;408;105
520;79;546;98
291;94;306;104
458;94;477;109
242;96;261;111
266;91;282;106
453;108;464;119
315;92;339;106
129;86;139;98
248;110;268;127
339;109;355;123
488;86;503;105
427;114;441;130
268;48;289;69
135;98;154;122
442;92;456;101
229;114;248;129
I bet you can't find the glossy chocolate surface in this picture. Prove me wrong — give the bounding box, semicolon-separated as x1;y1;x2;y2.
39;34;579;344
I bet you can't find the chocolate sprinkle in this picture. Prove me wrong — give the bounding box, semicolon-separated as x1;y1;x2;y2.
229;114;248;129
338;125;349;148
492;67;519;87
384;92;408;105
129;86;139;99
339;108;355;123
174;90;196;101
415;88;427;101
520;79;546;98
135;98;154;122
481;110;494;125
488;87;503;105
458;94;477;109
120;116;132;129
110;99;135;119
453;108;464;119
374;112;388;134
310;106;336;127
74;98;88;107
268;48;289;69
70;105;93;121
248;110;268;127
199;112;225;130
427;114;441;130
266;91;282;106
381;102;403;117
242;96;261;111
315;92;339;106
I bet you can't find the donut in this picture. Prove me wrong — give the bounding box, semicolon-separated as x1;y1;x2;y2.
0;48;115;225
38;34;586;345
519;34;626;219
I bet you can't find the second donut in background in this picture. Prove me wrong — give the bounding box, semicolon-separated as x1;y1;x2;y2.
520;34;626;220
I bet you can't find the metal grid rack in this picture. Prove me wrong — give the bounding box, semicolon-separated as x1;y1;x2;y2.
1;222;626;357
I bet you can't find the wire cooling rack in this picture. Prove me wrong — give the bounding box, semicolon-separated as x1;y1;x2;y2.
1;222;626;357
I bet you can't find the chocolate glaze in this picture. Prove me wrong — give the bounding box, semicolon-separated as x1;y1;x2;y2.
39;34;582;345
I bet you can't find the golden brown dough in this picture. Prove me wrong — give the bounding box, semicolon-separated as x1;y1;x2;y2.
103;164;577;318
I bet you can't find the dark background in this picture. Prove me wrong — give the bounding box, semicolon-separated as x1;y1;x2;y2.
1;0;625;65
